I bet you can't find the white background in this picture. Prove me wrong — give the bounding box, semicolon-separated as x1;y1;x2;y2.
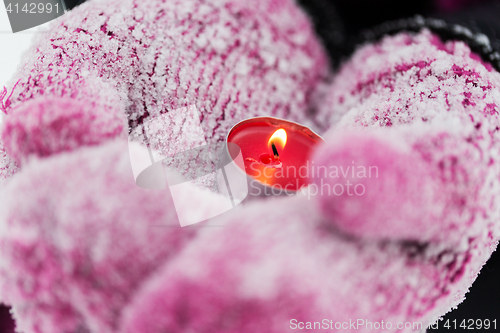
0;5;54;124
0;6;51;88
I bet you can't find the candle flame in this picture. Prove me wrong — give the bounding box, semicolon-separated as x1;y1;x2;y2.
268;128;287;150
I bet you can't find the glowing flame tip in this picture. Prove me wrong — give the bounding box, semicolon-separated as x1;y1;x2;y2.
268;128;287;149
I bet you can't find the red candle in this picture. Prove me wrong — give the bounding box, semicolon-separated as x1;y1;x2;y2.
227;117;324;192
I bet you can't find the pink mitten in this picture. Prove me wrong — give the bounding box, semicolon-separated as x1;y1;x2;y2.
0;140;198;332
0;0;329;332
314;30;500;246
0;0;328;165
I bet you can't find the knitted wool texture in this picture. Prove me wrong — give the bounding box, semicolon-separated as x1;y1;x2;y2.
0;0;328;332
0;1;499;333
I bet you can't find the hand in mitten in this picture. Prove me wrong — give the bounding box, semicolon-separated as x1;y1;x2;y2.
0;0;329;332
314;29;500;246
1;0;327;165
2;0;500;332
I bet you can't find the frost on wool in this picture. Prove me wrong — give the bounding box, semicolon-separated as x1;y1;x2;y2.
0;139;229;333
314;29;500;130
308;29;500;325
0;142;18;185
118;191;485;333
1;95;126;163
0;0;330;331
3;1;500;333
312;29;500;245
0;0;328;168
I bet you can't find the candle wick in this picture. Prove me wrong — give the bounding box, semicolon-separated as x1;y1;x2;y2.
271;141;279;158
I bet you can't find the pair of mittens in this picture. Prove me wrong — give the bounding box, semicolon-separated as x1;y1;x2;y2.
1;1;500;333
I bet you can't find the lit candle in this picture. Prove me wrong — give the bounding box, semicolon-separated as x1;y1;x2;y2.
227;117;324;192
